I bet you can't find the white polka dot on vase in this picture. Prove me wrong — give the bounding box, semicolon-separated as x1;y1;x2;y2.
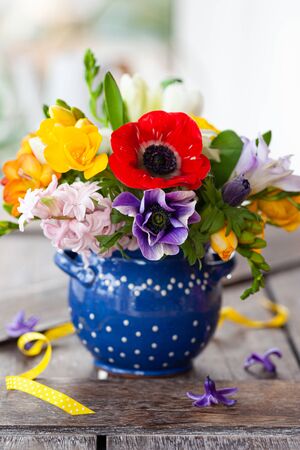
178;282;183;289
105;326;112;333
162;362;168;368
147;278;153;285
78;323;83;330
161;290;167;297
68;307;72;313
134;364;140;369
188;281;194;288
201;285;206;291
104;279;110;286
123;320;129;326
167;284;173;291
172;335;178;341
128;283;134;290
108;286;114;293
134;290;140;297
196;278;201;285
94;347;100;353
108;346;114;352
148;355;155;361
193;320;199;327
191;337;196;343
115;280;121;287
120;352;126;358
135;331;142;337
108;358;114;363
141;283;147;289
82;340;87;345
152;325;159;332
204;280;208;285
170;277;176;284
89;313;95;320
168;352;175;357
184;288;190;295
91;332;97;338
120;275;127;282
154;285;161;291
99;273;104;279
134;349;141;355
151;343;158;349
190;273;196;280
121;337;127;343
204;272;209;278
184;351;190;356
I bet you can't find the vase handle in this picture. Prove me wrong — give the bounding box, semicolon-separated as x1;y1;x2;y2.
54;251;98;288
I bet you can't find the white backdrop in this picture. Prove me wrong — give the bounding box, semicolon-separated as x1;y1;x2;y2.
174;0;300;172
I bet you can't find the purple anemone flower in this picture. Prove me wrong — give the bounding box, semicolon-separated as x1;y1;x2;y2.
244;348;282;373
222;175;251;206
6;310;39;338
113;189;200;260
186;376;238;407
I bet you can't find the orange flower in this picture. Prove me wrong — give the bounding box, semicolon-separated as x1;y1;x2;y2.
2;152;58;217
210;226;238;261
256;196;300;232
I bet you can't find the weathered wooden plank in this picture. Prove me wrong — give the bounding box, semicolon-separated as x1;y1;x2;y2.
0;379;299;433
195;281;300;381
267;268;300;356
0;434;97;450
107;434;300;450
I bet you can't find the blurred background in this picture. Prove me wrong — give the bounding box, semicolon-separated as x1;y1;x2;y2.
1;0;300;170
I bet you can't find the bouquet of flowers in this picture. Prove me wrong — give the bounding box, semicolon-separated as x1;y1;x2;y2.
1;50;300;299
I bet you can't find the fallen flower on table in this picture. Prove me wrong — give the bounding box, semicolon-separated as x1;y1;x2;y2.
6;310;39;337
186;375;238;407
244;348;282;373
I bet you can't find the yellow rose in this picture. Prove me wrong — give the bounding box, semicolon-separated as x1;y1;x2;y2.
37;116;108;180
210;226;238;261
257;196;300;232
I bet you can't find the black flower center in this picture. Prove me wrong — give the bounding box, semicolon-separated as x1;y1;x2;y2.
147;204;171;235
143;144;177;176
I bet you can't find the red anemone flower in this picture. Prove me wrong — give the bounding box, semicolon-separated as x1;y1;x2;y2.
109;111;210;190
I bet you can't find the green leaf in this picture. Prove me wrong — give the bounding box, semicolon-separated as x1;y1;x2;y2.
3;203;13;215
210;130;244;188
256;130;272;146
160;78;183;89
56;98;71;110
42;104;50;118
0;221;18;236
104;71;125;130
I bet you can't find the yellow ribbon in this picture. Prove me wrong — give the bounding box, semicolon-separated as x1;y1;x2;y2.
6;323;95;416
6;298;288;416
218;298;289;328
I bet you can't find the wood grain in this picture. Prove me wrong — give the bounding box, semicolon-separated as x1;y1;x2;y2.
107;434;300;450
0;434;97;450
0;379;300;433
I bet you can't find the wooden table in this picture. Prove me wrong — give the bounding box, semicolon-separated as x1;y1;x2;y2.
0;228;299;449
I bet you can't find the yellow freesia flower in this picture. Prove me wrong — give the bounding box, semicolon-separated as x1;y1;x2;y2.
192;116;221;162
256;195;300;232
37;115;108;180
210;226;238;261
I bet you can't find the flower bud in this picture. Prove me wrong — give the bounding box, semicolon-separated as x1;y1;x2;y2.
210;226;238;261
222;176;251;206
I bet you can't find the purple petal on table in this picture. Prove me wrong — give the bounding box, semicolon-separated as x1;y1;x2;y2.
6;310;39;337
113;192;140;217
186;376;237;408
244;348;282;373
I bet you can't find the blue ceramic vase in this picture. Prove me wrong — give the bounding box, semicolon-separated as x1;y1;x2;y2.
55;250;234;377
